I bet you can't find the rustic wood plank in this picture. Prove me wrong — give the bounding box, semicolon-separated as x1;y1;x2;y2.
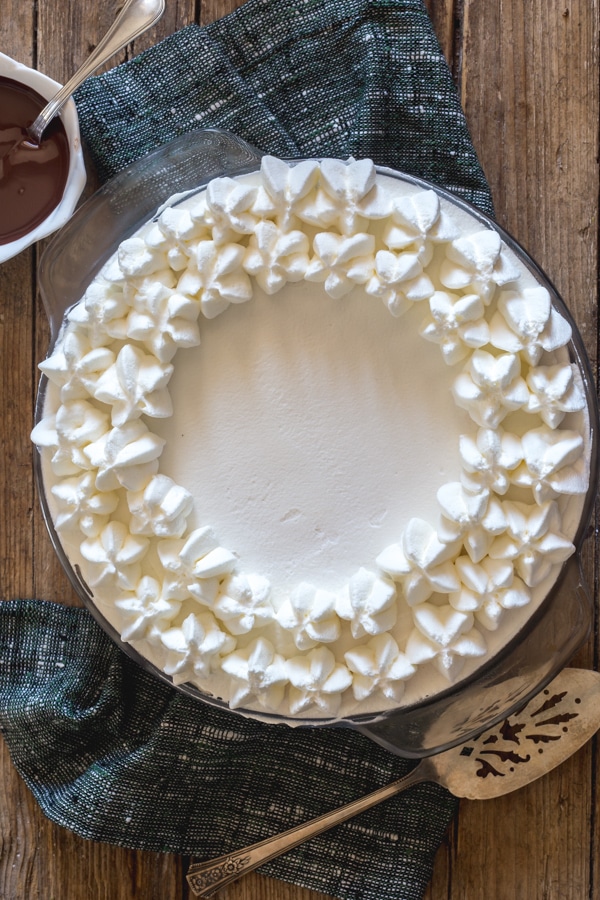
451;1;599;898
0;2;35;68
451;744;594;898
0;0;38;605
132;0;197;55
216;873;333;900
36;0;116;81
0;251;36;600
423;0;456;69
0;6;41;899
0;0;37;605
200;0;245;27
461;0;599;321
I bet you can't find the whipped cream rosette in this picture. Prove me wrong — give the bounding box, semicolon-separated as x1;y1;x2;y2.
33;152;594;725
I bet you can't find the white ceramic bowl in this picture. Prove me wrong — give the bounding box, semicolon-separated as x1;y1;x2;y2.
0;53;86;264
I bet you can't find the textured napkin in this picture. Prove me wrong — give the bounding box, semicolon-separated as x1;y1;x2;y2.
0;1;494;898
73;0;492;216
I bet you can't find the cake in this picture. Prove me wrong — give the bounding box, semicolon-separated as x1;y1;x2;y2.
32;156;592;721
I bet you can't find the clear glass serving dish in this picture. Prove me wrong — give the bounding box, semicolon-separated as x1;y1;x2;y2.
34;129;599;757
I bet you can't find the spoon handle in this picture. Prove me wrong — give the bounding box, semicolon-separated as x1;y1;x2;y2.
186;760;434;898
28;0;165;143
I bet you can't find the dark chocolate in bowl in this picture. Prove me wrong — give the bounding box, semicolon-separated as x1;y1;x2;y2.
0;76;70;244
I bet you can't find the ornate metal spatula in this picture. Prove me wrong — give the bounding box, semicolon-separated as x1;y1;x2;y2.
187;668;600;898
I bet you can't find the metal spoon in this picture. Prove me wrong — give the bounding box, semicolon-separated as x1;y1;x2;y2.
186;667;600;898
27;0;165;145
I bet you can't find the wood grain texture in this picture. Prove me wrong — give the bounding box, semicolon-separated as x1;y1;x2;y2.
454;3;599;898
1;0;598;898
423;0;456;68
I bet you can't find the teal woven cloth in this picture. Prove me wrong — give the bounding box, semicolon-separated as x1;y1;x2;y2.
0;600;456;899
0;2;494;898
74;0;493;217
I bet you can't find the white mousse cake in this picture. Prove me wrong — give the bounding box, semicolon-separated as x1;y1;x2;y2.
32;156;592;720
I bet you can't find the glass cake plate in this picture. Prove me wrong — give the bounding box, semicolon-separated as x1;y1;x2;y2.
34;129;600;758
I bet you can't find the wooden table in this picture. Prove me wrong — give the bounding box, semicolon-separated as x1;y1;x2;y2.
1;1;598;898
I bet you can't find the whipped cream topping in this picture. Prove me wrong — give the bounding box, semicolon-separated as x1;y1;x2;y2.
33;156;591;720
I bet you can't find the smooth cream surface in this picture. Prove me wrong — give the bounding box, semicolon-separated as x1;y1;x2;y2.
154;281;470;598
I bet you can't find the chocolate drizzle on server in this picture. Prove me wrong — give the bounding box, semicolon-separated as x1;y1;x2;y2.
458;687;583;779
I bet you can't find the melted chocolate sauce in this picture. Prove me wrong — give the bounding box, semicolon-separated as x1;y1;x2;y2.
0;76;70;245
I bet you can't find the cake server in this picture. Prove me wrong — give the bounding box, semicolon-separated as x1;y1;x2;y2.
186;667;600;898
